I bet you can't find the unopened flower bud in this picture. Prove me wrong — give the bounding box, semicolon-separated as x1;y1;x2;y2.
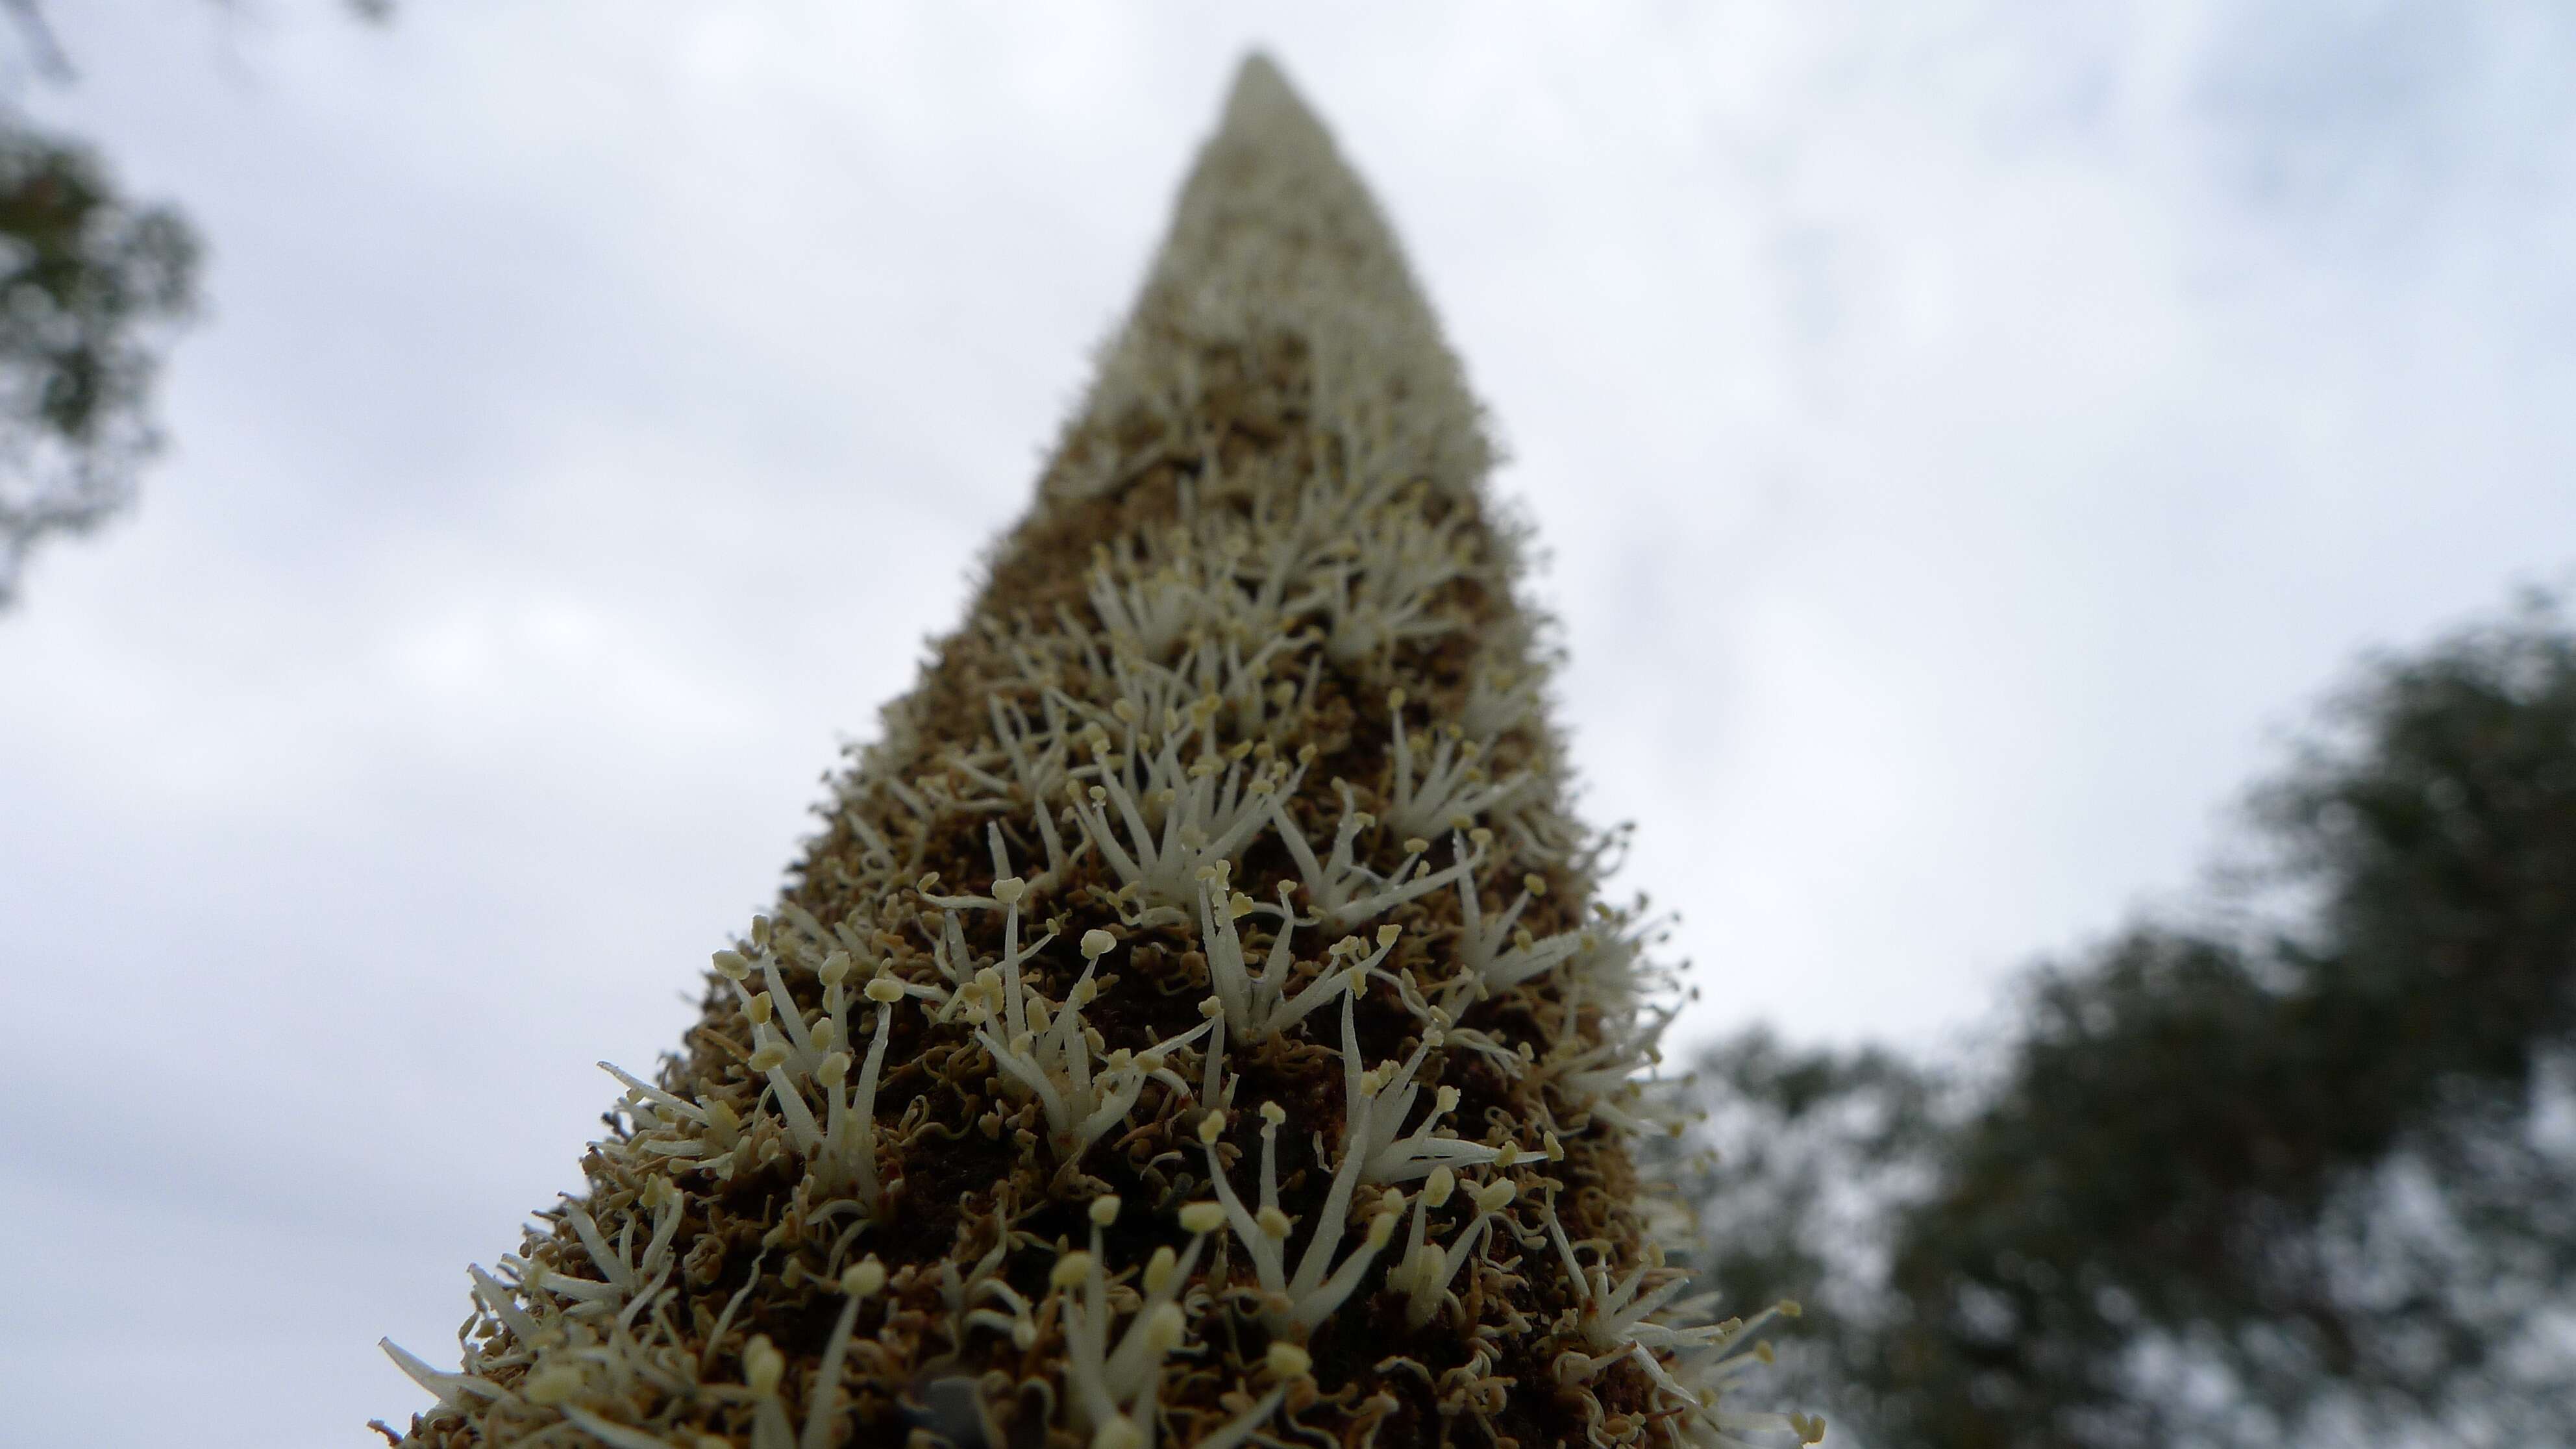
742;1335;784;1396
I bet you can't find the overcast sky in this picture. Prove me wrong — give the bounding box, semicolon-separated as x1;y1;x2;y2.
4;3;2572;1445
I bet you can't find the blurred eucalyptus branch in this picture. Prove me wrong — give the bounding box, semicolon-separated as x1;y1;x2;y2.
0;121;197;606
0;0;386;607
0;3;198;606
1682;591;2576;1448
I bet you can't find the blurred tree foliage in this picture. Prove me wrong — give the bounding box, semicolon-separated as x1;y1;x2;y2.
0;1;391;604
0;119;197;604
1675;595;2576;1448
0;3;199;606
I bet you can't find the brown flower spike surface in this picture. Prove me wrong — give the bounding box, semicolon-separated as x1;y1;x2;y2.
381;56;1818;1449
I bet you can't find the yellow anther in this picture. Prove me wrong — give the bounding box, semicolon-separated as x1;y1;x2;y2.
1089;1195;1122;1227
840;1256;886;1296
1178;1201;1227;1234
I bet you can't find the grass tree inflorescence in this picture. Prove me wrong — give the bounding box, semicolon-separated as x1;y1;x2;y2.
381;56;1814;1449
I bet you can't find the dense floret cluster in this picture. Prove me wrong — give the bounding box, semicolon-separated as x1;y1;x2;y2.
382;56;1811;1449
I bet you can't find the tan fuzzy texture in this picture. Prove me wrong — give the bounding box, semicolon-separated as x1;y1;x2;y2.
381;56;1810;1449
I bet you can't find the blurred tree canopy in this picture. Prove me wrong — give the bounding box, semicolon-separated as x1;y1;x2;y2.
1677;594;2576;1448
0;4;199;606
0;1;390;605
0;119;197;605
